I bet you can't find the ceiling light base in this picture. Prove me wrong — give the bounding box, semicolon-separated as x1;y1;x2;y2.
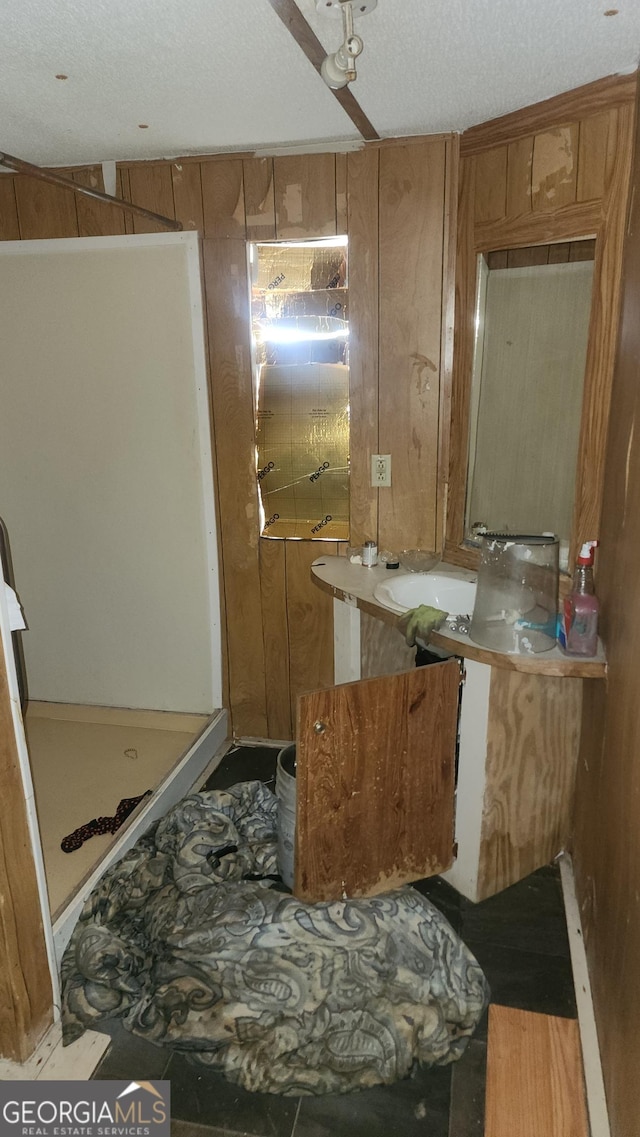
315;0;377;18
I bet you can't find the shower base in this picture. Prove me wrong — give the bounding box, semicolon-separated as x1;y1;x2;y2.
25;700;227;960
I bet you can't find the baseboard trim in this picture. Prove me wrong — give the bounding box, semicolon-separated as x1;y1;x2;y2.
558;851;610;1137
234;736;292;748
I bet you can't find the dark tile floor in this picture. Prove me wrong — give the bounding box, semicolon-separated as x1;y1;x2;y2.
92;743;577;1137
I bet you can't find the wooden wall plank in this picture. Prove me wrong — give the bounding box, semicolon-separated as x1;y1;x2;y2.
572;76;640;1137
444;152;476;560
506;136;533;217
14;178;79;239
478;670;582;900
273;154;337;238
335;152;348;233
506;244;550;267
569;238;596;261
602;107;623;197
259;537;293;741
72;166;127;237
577;112;613;203
0;652;53;1061
202;237;268;736
215;536;232;735
202;160;246;238
571;678;606;931
346;147;379;546
485;1007;588;1137
531;125;578;213
474;147;507;224
118;168;135;234
171;162;204;231
243;158;276;241
285;540;336;729
436;136;459;551
378;140;445;553
0;178;20;240
547;242;571;263
127;164;176;233
294;658;459;902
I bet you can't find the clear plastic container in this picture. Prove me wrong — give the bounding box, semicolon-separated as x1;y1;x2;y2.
470;533;559;654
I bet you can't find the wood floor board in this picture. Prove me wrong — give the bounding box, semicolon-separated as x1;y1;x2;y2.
485;1006;588;1137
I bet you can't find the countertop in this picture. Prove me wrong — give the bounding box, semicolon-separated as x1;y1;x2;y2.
311;554;606;678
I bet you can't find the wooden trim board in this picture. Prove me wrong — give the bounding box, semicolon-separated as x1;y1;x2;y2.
462;72;636;155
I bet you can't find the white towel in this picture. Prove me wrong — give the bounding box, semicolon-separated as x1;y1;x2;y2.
4;583;26;631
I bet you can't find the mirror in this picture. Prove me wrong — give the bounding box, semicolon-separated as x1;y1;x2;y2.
464;240;595;557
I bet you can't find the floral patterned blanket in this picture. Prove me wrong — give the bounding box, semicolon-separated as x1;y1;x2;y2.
61;781;489;1095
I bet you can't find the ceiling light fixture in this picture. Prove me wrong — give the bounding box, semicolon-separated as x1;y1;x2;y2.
316;0;377;90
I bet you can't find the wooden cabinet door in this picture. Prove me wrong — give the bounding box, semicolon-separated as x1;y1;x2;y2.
294;657;460;902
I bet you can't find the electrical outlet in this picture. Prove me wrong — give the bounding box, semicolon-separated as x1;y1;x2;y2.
371;454;391;487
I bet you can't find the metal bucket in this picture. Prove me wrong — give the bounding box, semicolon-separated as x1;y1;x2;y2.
275;743;296;888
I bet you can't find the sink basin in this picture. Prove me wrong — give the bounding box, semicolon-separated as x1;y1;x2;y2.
374;572;477;615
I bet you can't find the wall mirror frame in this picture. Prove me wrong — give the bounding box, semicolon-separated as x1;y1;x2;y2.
443;80;636;580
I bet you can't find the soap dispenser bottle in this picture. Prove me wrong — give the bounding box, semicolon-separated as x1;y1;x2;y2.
562;540;599;656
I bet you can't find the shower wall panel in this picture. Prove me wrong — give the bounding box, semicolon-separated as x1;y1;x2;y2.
0;235;221;713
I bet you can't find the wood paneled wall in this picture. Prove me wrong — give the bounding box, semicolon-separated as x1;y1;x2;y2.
446;74;636;572
572;76;640;1137
0;137;454;738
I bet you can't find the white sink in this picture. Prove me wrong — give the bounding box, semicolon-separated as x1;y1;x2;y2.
373;571;477;615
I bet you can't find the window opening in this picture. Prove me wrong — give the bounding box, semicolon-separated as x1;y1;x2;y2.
250;237;349;540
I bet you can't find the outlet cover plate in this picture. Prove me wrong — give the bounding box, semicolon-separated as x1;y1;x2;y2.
371;453;391;487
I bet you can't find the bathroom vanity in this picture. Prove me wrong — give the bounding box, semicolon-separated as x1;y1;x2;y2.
297;555;605;904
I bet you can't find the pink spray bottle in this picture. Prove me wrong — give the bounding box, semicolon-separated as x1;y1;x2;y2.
562;540;599;656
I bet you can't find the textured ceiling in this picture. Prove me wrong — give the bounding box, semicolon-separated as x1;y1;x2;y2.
0;0;639;167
